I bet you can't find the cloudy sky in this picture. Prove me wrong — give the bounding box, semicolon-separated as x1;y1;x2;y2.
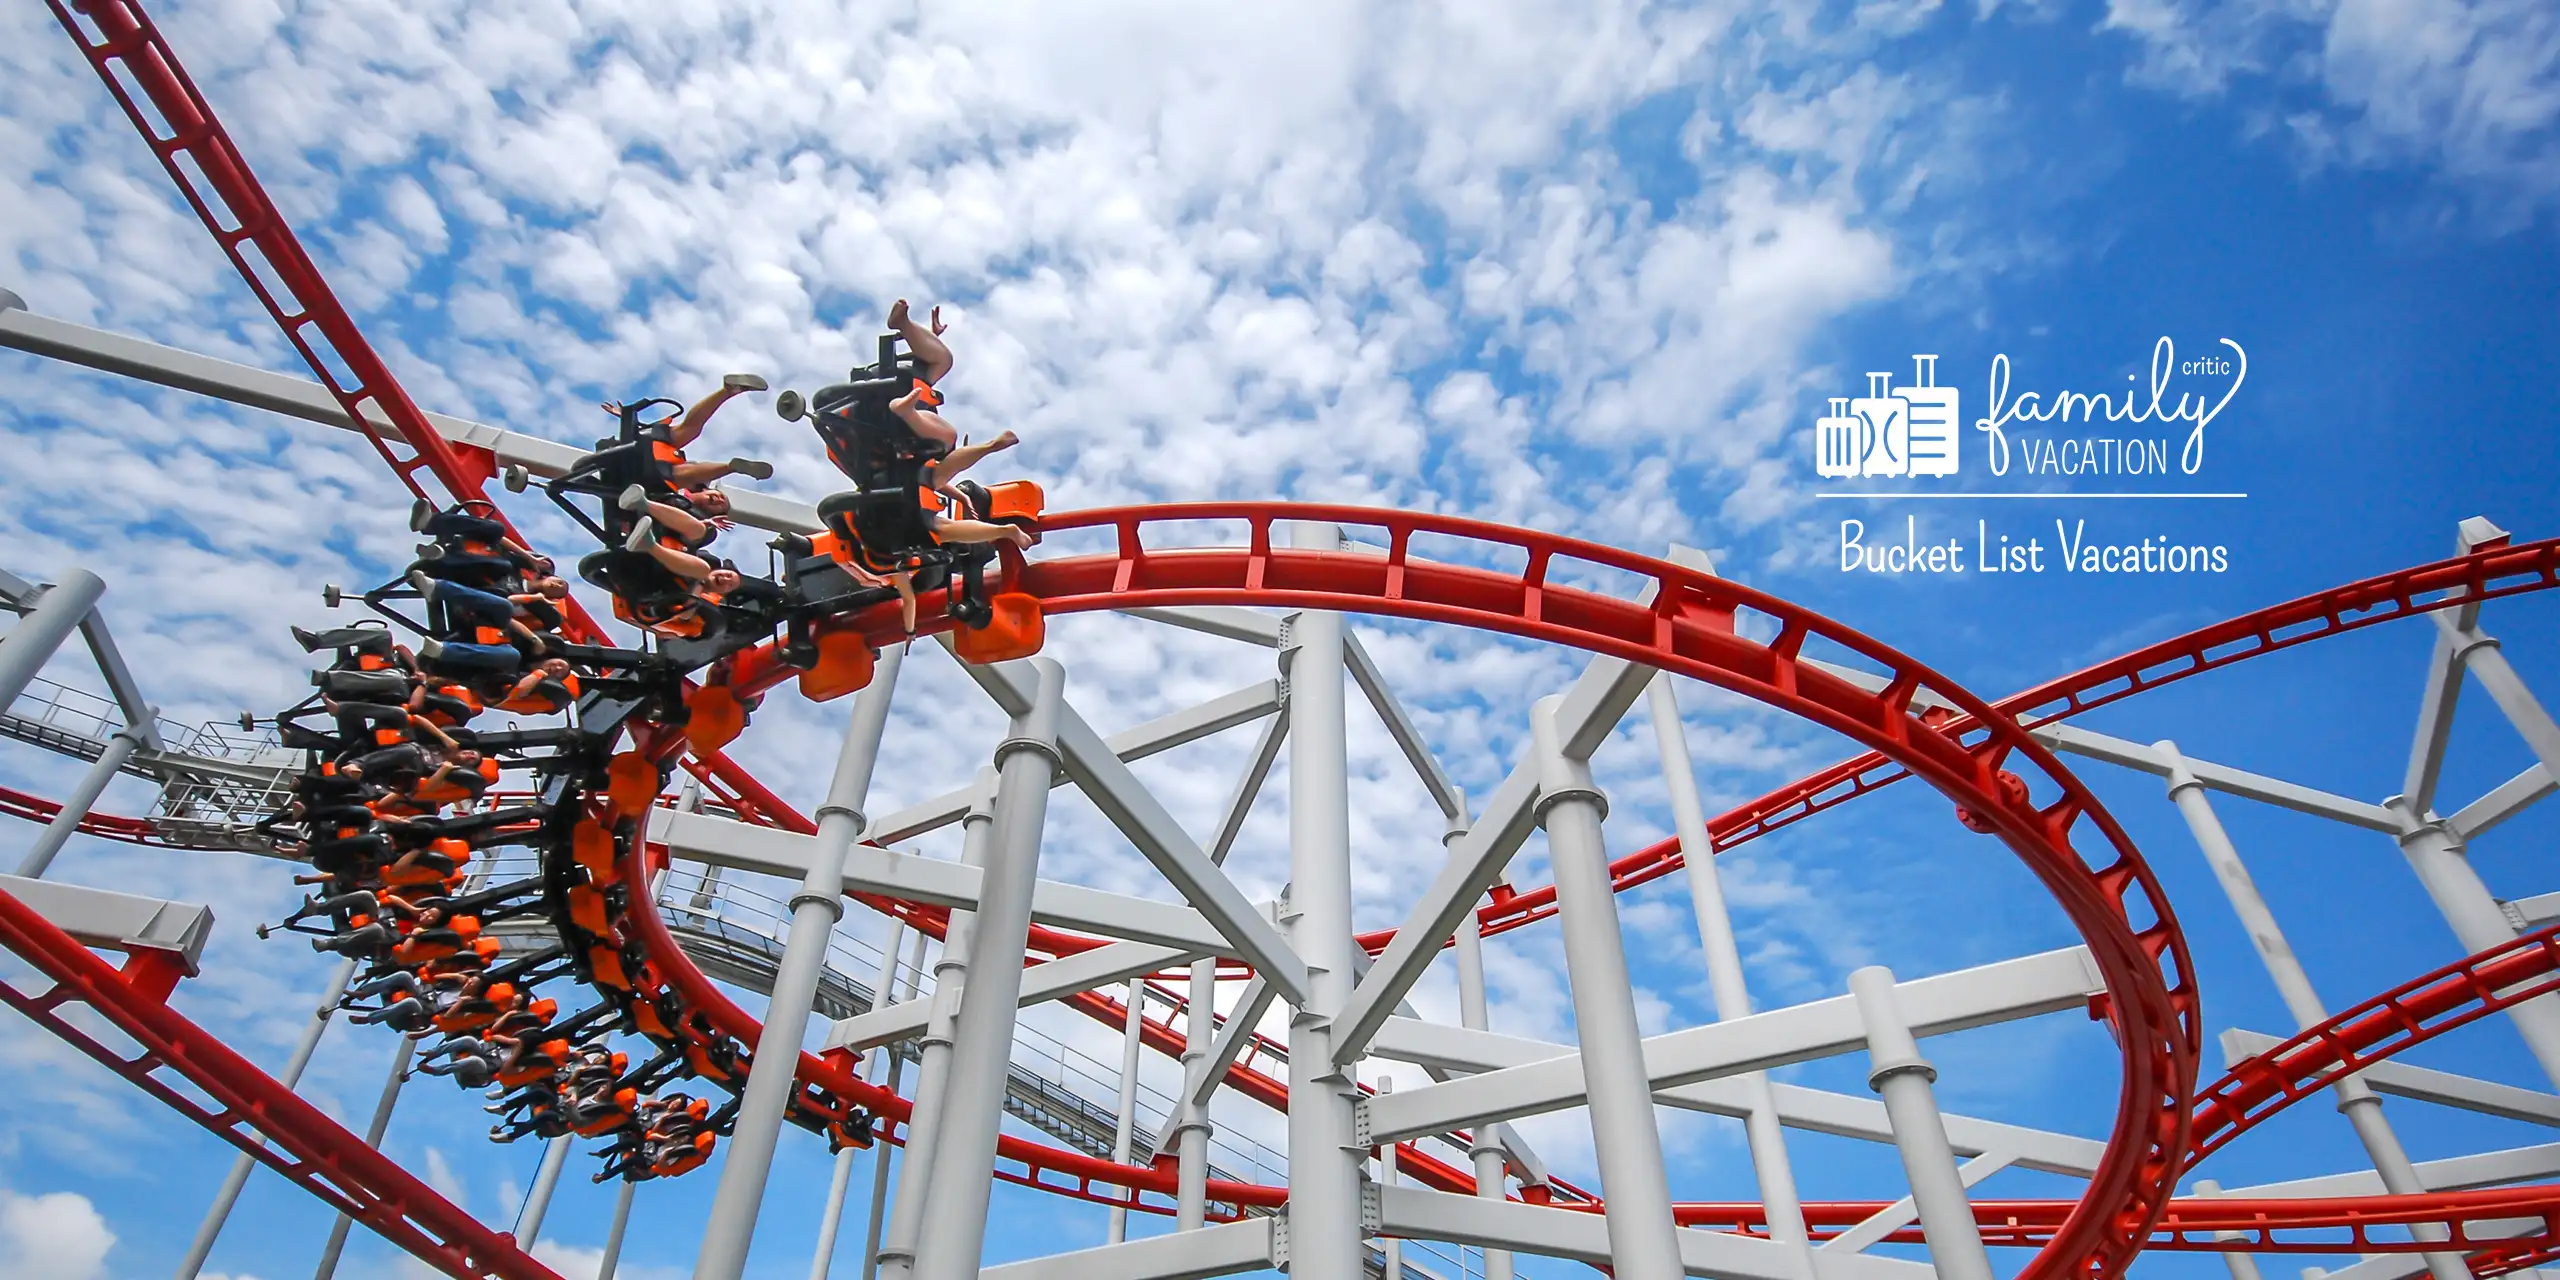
4;0;2559;1277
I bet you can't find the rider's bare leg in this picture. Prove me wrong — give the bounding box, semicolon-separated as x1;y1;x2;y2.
928;513;1032;548
931;430;1020;486
887;300;952;385
889;386;959;451
672;374;768;449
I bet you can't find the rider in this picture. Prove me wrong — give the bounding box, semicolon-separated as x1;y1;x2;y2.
603;374;775;489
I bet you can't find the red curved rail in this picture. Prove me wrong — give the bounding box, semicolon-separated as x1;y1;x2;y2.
0;884;561;1280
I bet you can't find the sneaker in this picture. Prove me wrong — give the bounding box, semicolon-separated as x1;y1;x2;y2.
727;457;773;481
617;484;648;513
723;373;768;393
624;517;656;554
420;638;449;663
407;569;440;600
410;498;436;533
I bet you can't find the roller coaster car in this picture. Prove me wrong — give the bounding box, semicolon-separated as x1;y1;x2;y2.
542;397;690;546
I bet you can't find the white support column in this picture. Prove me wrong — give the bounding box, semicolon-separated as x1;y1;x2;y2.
1848;966;1993;1280
1108;978;1150;1244
515;1135;573;1249
177;956;358;1280
1281;526;1369;1280
15;726;146;879
313;1035;414;1280
598;1179;640;1280
2161;743;2469;1280
862;927;928;1280
1647;676;1813;1275
0;567;104;712
1378;1078;1403;1280
912;659;1067;1280
1177;957;1216;1232
1531;694;1682;1280
2188;1181;2268;1280
813;921;906;1280
697;645;906;1280
1451;877;1515;1280
2388;796;2560;1089
877;768;999;1280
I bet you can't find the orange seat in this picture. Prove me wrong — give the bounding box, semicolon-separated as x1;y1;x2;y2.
954;592;1045;665
800;631;875;703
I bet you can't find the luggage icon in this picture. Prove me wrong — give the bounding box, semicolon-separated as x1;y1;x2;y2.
1897;354;1959;477
1815;397;1861;479
1853;372;1907;478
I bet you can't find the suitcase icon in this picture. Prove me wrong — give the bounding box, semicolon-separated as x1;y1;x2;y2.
1853;372;1907;478
1815;397;1861;479
1897;354;1959;477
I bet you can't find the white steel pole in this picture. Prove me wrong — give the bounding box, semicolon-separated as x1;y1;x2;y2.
1848;966;1993;1280
1175;956;1215;1232
514;1135;573;1248
2162;744;2470;1280
0;568;104;712
1531;695;1682;1280
911;659;1066;1280
1281;535;1369;1280
810;920;906;1280
15;726;145;878
1646;676;1813;1271
597;1178;640;1280
311;1035;415;1280
2187;1181;2267;1280
1378;1078;1403;1280
695;644;906;1280
1451;871;1514;1280
876;767;999;1280
861;928;927;1280
2387;796;2560;1088
1106;978;1149;1244
176;956;358;1280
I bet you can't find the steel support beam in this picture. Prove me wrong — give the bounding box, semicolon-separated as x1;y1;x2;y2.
811;922;904;1280
176;957;358;1280
2037;724;2399;832
952;651;1311;1003
827;940;1200;1053
867;680;1281;845
1532;693;1681;1280
1280;550;1369;1280
2161;743;2469;1280
311;1036;414;1280
1176;958;1216;1233
1374;1187;1932;1280
696;645;905;1280
598;1179;640;1280
1454;889;1517;1280
1106;978;1148;1245
1;873;212;969
912;659;1066;1280
515;1134;573;1250
1153;974;1275;1157
1333;652;1654;1065
1649;674;1813;1275
978;1219;1276;1280
658;808;1235;956
1362;946;2103;1144
2451;765;2553;841
0;568;103;714
15;727;146;878
862;927;926;1280
2388;798;2560;1089
2220;1142;2560;1199
2223;1029;2560;1127
1849;966;1997;1280
879;767;998;1280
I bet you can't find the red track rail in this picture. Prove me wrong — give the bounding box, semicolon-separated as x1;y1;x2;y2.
0;884;560;1280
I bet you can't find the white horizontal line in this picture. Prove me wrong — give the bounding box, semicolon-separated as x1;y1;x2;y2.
1814;492;2248;500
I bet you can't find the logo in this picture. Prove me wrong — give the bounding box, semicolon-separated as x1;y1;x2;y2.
1813;356;1959;479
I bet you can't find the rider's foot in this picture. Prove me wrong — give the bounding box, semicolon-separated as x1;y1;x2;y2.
624;517;657;554
887;299;911;331
410;498;436;533
617;484;647;513
722;373;767;393
407;568;439;600
727;457;773;481
989;429;1019;451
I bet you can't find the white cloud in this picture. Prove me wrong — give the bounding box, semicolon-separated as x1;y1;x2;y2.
0;1188;114;1280
2101;0;2560;221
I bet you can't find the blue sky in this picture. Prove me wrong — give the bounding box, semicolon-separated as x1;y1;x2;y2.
3;1;2558;1279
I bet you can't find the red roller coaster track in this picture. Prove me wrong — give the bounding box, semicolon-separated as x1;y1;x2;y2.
9;2;2560;1279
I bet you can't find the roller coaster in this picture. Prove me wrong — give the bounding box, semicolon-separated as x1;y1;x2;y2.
6;4;2560;1280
